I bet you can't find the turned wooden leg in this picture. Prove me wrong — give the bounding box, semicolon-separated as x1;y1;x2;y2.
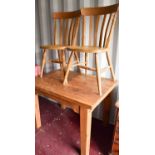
95;53;102;96
40;49;47;78
35;94;41;128
63;51;74;85
106;51;116;81
80;107;92;155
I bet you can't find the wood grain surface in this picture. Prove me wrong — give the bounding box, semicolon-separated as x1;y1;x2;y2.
35;70;117;110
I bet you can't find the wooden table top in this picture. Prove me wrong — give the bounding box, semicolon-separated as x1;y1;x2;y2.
35;70;117;110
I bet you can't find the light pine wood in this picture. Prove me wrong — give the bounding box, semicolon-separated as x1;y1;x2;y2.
80;107;92;155
40;49;47;78
80;4;118;16
61;50;66;76
72;61;86;67
67;46;109;53
58;50;63;71
61;104;67;110
40;10;81;78
35;94;41;128
94;15;100;46
82;16;86;46
95;53;102;95
67;17;82;71
36;70;117;110
64;19;69;45
37;6;118;154
99;15;107;47
89;16;93;46
103;14;112;47
85;53;88;76
72;105;80;113
85;16;93;76
63;51;74;85
74;52;80;64
54;19;57;45
60;99;80;113
84;16;92;76
60;19;63;45
105;12;118;48
78;65;96;72
65;4;118;95
52;10;81;19
48;59;63;63
106;51;116;80
59;19;64;72
72;17;80;45
58;19;65;108
73;52;81;73
61;104;80;113
69;19;74;45
35;70;117;155
82;16;86;75
40;45;66;50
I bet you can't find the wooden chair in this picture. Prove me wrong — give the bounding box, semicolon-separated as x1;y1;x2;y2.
40;10;81;78
63;4;119;96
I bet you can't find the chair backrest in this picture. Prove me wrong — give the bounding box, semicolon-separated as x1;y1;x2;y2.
81;3;119;48
52;10;81;46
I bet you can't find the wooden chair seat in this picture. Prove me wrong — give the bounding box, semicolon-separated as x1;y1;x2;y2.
67;45;109;53
40;45;66;50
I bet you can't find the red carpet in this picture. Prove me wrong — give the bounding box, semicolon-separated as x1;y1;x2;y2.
35;96;114;155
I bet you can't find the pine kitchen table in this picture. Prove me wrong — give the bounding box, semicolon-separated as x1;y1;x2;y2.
35;70;117;155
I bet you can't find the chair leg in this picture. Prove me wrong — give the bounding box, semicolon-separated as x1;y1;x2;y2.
85;53;88;76
74;52;81;73
95;53;102;96
40;49;47;78
106;51;116;81
61;50;66;77
58;50;64;72
63;51;74;85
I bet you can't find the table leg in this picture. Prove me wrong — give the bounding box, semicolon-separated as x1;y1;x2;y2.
103;92;112;126
35;94;41;128
80;107;92;155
